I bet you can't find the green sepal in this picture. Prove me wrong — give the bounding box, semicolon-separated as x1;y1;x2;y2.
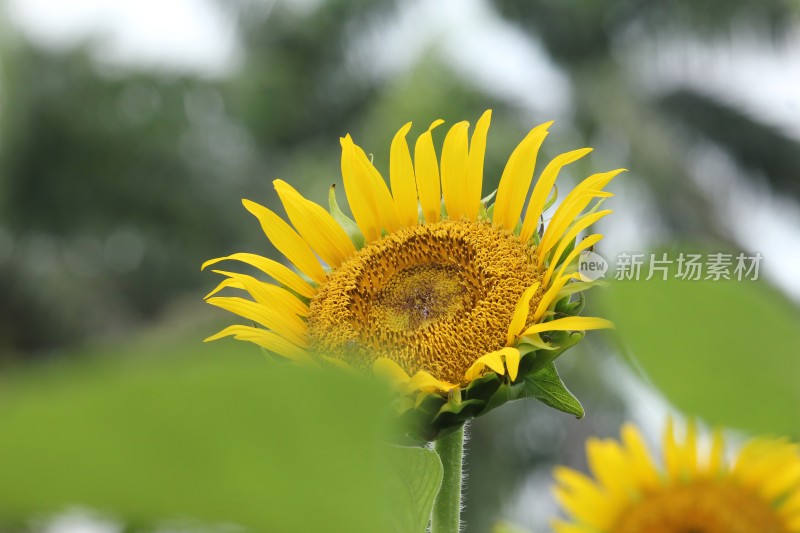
462;373;502;401
522;331;585;375
395;394;447;444
551;234;577;268
328;185;365;249
482;381;527;413
478;190;497;221
432;399;486;428
555;291;586;316
542;184;559;212
481;189;498;205
393;331;588;443
521;362;584;418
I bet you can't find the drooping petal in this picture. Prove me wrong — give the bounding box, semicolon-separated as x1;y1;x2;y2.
503;347;522;381
520;147;593;243
464;350;505;381
389;122;419;227
493;121;553;231
465;110;492;220
242;199;327;284
206;296;308;347
210;270;309;317
273;179;356;268
441;121;470;220
415;119;445;223
204;277;244;299
202;252;316;298
520;316;614;337
204;324;309;361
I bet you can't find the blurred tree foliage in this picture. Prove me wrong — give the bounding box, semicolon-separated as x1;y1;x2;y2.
0;0;498;359
492;0;800;236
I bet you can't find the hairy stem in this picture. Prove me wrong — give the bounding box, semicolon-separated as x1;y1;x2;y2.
431;424;465;533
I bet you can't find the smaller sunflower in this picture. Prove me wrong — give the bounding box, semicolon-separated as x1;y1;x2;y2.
553;419;800;533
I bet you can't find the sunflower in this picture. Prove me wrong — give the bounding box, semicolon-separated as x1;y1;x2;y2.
553;419;800;533
203;110;622;441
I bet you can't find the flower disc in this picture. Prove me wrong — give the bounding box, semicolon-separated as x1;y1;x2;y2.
307;219;542;385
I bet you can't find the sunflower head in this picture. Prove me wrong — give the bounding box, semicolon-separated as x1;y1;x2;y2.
553;419;800;533
203;110;622;442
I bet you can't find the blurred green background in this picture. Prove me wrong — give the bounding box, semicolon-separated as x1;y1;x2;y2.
1;0;799;531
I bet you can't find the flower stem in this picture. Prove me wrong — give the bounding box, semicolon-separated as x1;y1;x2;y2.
431;424;465;533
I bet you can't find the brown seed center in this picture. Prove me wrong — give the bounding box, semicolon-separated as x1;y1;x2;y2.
307;219;542;384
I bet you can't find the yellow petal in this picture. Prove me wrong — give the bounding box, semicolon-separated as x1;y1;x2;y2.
340;134;400;242
389;122;419;227
493;121;553;231
373;357;411;382
242;199;327;284
204;277;244;299
210;270;309;317
586;439;632;495
506;282;541;344
762;458;800;500
464;351;505;381
543;210;611;285
465;110;492;220
707;427;727;475
402;370;454;394
780;489;800;520
682;419;698;477
205;296;308;347
534;273;580;321
520;316;614;337
204;325;309;361
273;179;355;268
415;119;445;223
520;147;593;243
539;169;625;261
664;415;681;481
201;252;316;299
441;121;470;220
620;423;661;491
552;466;618;530
502;347;522;381
544;232;605;288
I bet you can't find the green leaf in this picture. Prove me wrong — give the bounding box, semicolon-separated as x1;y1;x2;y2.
0;352;395;532
384;445;443;533
522;362;585;418
603;274;800;437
